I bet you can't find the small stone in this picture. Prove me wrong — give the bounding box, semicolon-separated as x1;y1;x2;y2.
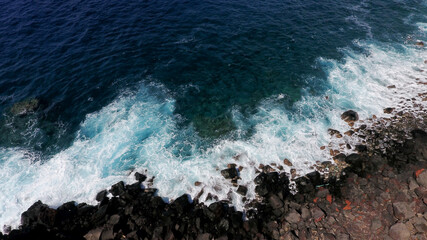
387;85;396;89
194;181;202;186
389;223;410;240
283;159;293;167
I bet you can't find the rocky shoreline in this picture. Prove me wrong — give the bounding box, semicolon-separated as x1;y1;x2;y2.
1;107;427;240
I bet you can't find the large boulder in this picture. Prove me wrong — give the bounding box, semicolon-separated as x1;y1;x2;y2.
21;201;56;227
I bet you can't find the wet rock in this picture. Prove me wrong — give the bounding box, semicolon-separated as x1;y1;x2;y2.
416;41;424;47
344;130;354;136
355;144;367;152
328;129;340;136
389;223;410;240
236;185;248;196
341;110;359;123
21;201;56;227
387;85;396;89
384;108;395;114
96;190;108;202
134;172;147;182
221;167;238;179
171;194;192;215
194;181;202;186
283;159;293;167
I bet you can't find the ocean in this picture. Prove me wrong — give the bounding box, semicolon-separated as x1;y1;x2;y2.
0;0;426;228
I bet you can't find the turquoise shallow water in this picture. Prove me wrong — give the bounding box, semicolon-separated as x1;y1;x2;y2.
0;0;426;228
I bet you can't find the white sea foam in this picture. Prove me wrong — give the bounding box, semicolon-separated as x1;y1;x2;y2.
0;28;426;229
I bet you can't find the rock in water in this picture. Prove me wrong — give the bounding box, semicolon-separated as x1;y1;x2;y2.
341;110;359;123
10;98;40;116
221;167;238;179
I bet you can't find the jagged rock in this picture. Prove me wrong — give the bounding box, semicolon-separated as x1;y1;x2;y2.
96;190;108;202
341;110;359;123
109;181;125;197
171;194;192;215
389;223;410;240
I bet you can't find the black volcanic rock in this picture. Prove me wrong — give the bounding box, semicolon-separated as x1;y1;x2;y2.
109;181;125;197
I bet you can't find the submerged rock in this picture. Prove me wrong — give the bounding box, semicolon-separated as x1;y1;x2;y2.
10;98;40;117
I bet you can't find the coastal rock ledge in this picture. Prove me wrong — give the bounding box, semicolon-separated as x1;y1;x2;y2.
1;111;427;240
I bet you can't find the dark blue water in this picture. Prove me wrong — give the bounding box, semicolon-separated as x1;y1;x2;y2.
0;0;426;227
0;0;424;151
